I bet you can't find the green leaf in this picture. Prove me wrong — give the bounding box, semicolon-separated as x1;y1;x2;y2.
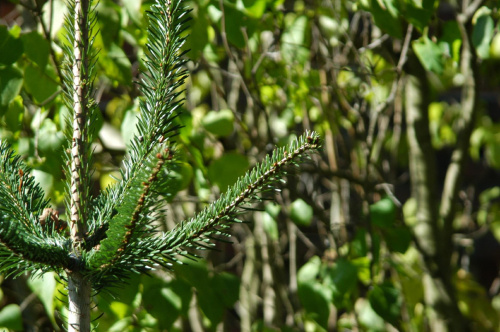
121;0;142;25
290;198;313;226
440;21;462;63
175;261;238;328
175;259;210;292
370;197;396;228
298;281;331;329
324;258;358;306
490;33;500;59
100;43;132;85
298;256;321;283
207;152;249;191
0;304;23;330
96;1;121;49
37;119;65;154
403;197;418;227
23;64;59;104
163;162;193;201
412;36;446;74
186;3;209;60
32;170;54;199
0;66;23;113
362;0;402;39
213;272;240;308
36;118;65;176
368;284;402;325
0;26;23;66
142;282;181;330
221;5;257;48
297;257;331;328
121;108;139;146
202;109;234;137
350;228;368;257
242;0;266;18
383;226;412;253
472;7;494;59
21;31;50;69
356;298;386;332
262;211;279;240
4;95;24;131
400;0;436;32
265;202;281;218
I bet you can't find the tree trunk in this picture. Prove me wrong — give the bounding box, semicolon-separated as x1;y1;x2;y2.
405;65;469;331
67;272;91;332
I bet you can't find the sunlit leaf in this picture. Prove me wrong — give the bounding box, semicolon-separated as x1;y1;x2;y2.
413;36;446;74
290;198;313;226
370;197;396;228
0;304;22;330
0;66;23;113
21;31;50;69
23;64;59;104
472;7;494;59
202;109;234;137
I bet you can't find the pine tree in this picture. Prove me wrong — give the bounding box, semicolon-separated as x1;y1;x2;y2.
0;0;320;330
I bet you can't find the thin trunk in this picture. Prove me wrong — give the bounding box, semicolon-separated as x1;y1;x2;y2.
68;0;91;330
239;234;258;332
405;62;468;331
439;14;477;270
68;273;91;332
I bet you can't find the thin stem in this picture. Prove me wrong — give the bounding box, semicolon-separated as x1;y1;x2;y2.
68;273;92;332
70;0;90;244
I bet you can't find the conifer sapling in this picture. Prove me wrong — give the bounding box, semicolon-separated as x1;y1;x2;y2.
0;0;321;330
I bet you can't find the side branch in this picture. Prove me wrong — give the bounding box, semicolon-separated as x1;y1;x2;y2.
98;148;173;269
160;132;321;256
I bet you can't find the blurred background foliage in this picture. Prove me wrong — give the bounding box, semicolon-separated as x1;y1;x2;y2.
1;0;500;330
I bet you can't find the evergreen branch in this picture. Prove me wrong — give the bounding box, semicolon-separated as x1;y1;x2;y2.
0;141;72;273
134;0;190;148
84;131;320;289
85;0;189;251
0;141;49;233
86;149;184;290
0;213;73;273
88;147;173;272
157;131;321;261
